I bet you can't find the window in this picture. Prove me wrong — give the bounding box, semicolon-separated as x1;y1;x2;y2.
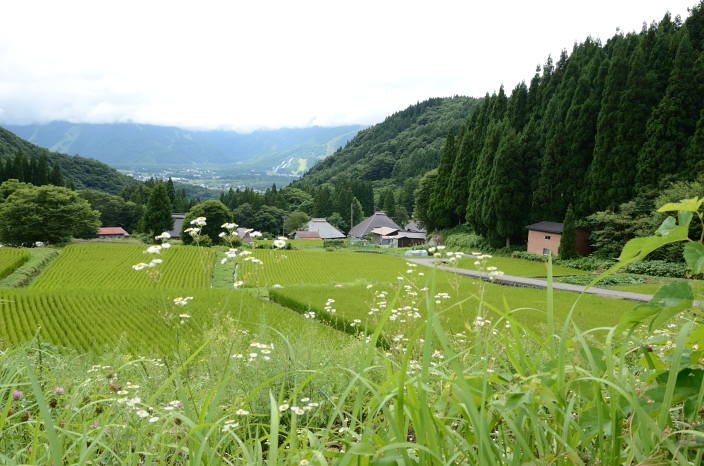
545;235;551;240
542;248;550;256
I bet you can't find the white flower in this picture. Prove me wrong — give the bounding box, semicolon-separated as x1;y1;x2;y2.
234;280;244;288
273;239;286;249
279;404;289;411
219;232;227;238
250;231;263;237
147;245;162;254
149;416;159;423
132;263;147;271
191;217;207;226
136;409;149;418
174;297;193;306
221;258;228;265
161;243;171;249
236;409;249;415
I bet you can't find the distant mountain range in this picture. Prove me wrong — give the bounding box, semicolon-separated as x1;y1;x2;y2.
1;122;365;174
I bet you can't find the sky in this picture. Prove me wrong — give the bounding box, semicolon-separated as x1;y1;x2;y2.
0;1;697;132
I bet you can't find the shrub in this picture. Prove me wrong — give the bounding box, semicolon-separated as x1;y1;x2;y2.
624;260;688;278
558;273;644;286
323;239;345;249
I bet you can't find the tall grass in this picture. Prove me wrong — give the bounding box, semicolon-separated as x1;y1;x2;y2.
2;261;701;464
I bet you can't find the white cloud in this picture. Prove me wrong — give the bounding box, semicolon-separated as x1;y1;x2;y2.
0;0;696;131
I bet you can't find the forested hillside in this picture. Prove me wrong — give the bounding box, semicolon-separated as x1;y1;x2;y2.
417;5;704;247
0;126;138;194
294;97;481;187
292;4;704;251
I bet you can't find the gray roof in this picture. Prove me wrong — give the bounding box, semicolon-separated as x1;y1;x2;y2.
405;221;426;233
349;212;403;239
395;231;426;240
236;228;252;243
305;218;345;239
167;214;186;238
526;221;589;234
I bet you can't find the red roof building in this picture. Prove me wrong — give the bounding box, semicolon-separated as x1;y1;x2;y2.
97;227;130;239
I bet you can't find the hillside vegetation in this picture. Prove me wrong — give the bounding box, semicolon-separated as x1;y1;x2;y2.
0;126;138;194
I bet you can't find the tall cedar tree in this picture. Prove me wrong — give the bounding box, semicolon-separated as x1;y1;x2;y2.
448;97;490;222
143;182;174;238
636;28;698;192
50;162;63;186
557;204;579;259
466;119;502;234
533;123;568;222
609;44;661;205
487;121;526;250
427;127;457;228
413;169;438;230
36;152;49;186
584;37;630;212
383;188;396;220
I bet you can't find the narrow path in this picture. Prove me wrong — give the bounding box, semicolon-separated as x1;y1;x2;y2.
407;257;654;303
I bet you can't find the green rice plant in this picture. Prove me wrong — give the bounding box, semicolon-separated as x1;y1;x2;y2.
30;243;214;290
0;248;31;280
215;249;416;288
559;272;644;286
0;287;353;354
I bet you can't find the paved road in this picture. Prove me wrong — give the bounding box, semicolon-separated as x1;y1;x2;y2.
406;257;654;303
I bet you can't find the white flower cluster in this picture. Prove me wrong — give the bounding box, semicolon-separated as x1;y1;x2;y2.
324;298;336;314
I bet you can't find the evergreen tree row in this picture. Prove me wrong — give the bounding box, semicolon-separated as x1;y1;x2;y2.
420;4;704;248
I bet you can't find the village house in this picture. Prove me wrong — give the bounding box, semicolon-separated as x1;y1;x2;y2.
96;227;130;239
525;221;591;257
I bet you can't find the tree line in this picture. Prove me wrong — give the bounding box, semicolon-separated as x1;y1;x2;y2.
418;4;704;248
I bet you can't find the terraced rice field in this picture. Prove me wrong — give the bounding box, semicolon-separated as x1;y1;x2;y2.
0;288;345;353
31;243;215;290
0;247;31;279
223;250;414;287
270;267;637;339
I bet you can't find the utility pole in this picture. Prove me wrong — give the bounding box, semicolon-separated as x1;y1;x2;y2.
350;202;354;234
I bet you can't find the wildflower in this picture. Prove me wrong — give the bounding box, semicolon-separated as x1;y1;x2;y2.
250;231;263;237
232;354;243;359
428;247;436;253
149;416;159;422
437;245;445;250
117;389;128;395
300;460;310;465
136;409;149;418
218;232;227;238
308;402;319;407
161;242;171;249
12;390;22;400
272;284;283;288
366;284;373;289
132;263;148;271
125;382;139;389
53;387;64;395
222;419;239;432
147;245;162;254
291;406;305;415
191;217;207;226
150;259;162;266
236;409;250;415
279;404;289;411
174;297;193;306
91;421;99;428
273;239;286;249
179;313;191;319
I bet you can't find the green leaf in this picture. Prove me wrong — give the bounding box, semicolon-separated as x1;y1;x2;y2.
618;237;649;261
657;197;703;213
656;216;678;237
653;281;694;304
684;242;704;274
679;210;694;229
348;442;377;456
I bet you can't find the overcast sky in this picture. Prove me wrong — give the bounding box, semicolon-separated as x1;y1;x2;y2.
0;1;696;132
